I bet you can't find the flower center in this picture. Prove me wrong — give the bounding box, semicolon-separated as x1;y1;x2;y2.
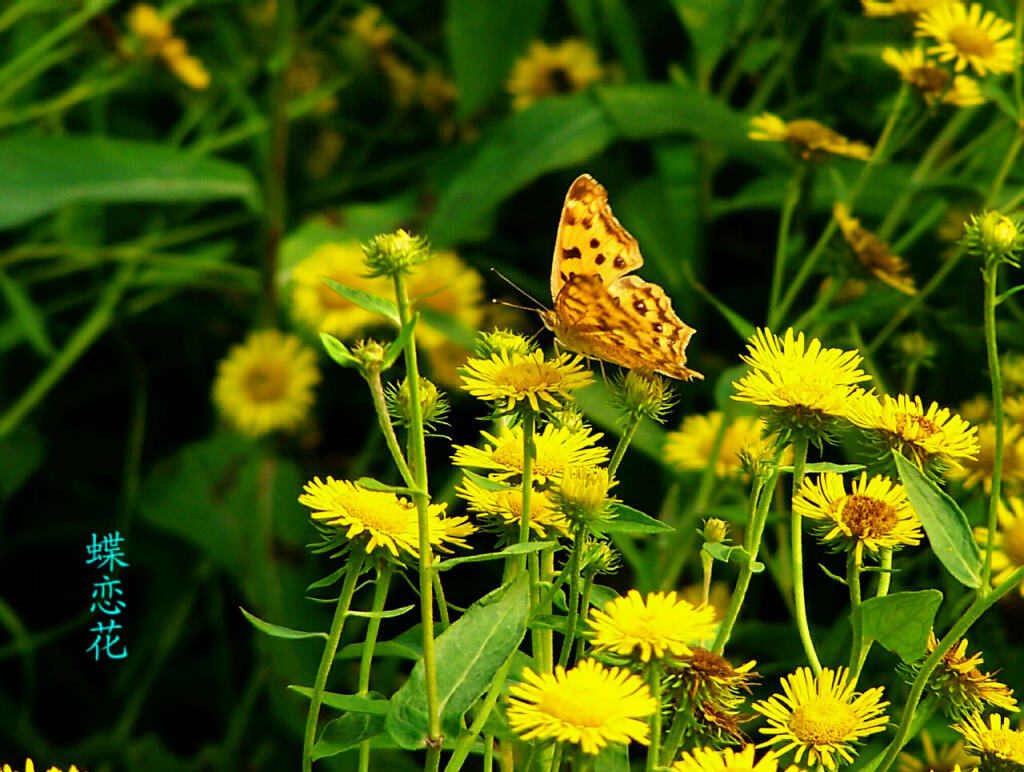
494;361;562;392
909;65;950;93
491;440;525;472
540;689;611;727
547;66;574;93
243;362;289;402
896;413;939;440
341;491;414;534
1002;518;1024;566
788;697;858;744
948;25;996;59
840;494;898;538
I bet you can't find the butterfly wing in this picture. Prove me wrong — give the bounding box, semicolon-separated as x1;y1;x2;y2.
550;174;644;302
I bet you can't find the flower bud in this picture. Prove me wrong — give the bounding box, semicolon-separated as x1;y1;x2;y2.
362;229;431;278
611;370;676;424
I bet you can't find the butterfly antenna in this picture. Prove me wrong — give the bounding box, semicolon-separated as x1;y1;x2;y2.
490;267;549;311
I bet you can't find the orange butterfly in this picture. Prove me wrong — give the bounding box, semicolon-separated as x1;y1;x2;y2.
540;174;703;381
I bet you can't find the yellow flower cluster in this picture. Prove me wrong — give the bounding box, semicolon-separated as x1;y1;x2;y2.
506;39;605;111
127;4;210;89
2;763;84;772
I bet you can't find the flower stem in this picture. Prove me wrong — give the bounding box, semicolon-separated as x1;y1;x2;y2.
789;432;822;674
608;412;641;479
574;573;595;662
358;560;393;772
645;661;663;772
302;550;365;772
364;369;416;488
767;166;806;329
981;260;1006;593
443;653;517;772
854;547;892;678
846;551;865;683
519;411;537;573
558;525;587;668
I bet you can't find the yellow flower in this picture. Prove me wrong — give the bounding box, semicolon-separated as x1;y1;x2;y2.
212;329;319;437
1006;395;1024;424
587;589;718;662
455;476;569;537
959;395;992;424
1;763;85;772
834;203;916;294
793;471;923;562
754;667;889;769
664;412;769;478
128;4;171;43
349;5;392;52
507;659;657;754
299;477;474;559
749;113;872;162
863;0;956;16
947;421;1024;494
164;46;210;90
459;349;592;413
848;392;980;471
732;328;872;436
452;423;609;484
407;251;485;350
922;631;1019;717
973;496;1024;596
507;39;603;111
289;241;392;338
681;581;733;622
953;712;1024;767
916;3;1017;77
899;732;975;772
127;5;209;89
1001;353;1024;395
673;745;795;772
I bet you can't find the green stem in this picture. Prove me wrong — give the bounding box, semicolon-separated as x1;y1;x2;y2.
660;710;688;766
433;571;451;631
854;548;892;677
443;654;517;772
364;369;416;488
789;432;822;674
645;662;663;772
519;412;537;573
768;166;806;329
558;526;587;668
302;551;365;772
575;574;595;662
846;551;864;683
358;561;393;772
608;413;641;478
981;260;1005;592
871;564;1024;772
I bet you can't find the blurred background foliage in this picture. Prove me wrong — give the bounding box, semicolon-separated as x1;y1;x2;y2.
1;0;1022;769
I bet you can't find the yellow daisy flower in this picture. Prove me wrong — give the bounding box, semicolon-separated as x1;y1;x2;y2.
407;251;485;350
732;327;872;435
959;395;992;424
753;667;889;769
1006;395;1024;424
451;423;609;484
212;329;319;437
587;589;718;662
507;659;657;754
128;4;171;44
916;3;1017;77
506;39;604;111
455;476;570;537
299;477;475;559
882;48;984;107
792;471;923;562
953;712;1024;767
863;0;956;16
922;631;1018;717
349;5;392;52
749;113;872;162
899;732;975;772
664;412;769;478
289;242;392;338
1;763;86;772
947;421;1024;494
459;349;592;413
834;203;916;294
974;496;1024;596
848;392;980;471
673;744;795;772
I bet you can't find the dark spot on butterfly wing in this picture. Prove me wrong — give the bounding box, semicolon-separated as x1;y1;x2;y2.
633;299;647;315
595;254;605;265
563;246;582;261
590;238;599;248
652;322;664;333
564;210;576;225
613;256;626;269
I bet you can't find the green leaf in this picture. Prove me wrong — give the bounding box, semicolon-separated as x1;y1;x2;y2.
703;543;764;572
313;713;386;760
307;566;347;592
0;135;259;230
0;272;54;357
239;607;326;641
670;0;748;73
385;574;530;749
893;453;981;588
0;422;45;499
860;589;943;663
383;315;418;370
355;477;425;497
288;687;389;715
596;503;673;534
595;743;631;772
459;470;510;492
323;279;400;326
434;541;556;572
347;604;415;620
792;463;866;474
320;333;358;369
428;94;616;246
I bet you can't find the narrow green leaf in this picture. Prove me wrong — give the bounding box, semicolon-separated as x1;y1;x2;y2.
347;604;415;620
596;503;673;534
459;470;510;492
355;477;425;497
893;453;981;588
307;566;347;592
789;463;866;475
383;315;418;370
434;541;556;572
288;687;389;715
323;279;400;326
239;607;326;641
703;543;764;572
320;333;358;368
860;589;943;663
385;574;530;749
313;713;386;760
0;272;54;357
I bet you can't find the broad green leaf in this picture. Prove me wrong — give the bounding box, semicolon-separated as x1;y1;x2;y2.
597;503;673;534
0;135;259;229
339;624;424;661
598;0;647;79
239;607;326;641
448;0;550;117
596;743;631;772
323;279;400;326
313;713;386;760
860;589;943;663
670;0;748;73
703;543;764;572
434;541;556;572
320;333;358;368
288;687;389;715
428;95;615;246
386;574;530;749
0;272;54;356
893;453;981;588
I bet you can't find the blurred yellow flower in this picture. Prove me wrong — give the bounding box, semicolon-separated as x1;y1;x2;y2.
507;39;603;110
749;113;872;161
127;4;209;89
2;762;86;772
947;421;1024;494
407;251;485;350
862;0;955;16
882;48;984;107
835;203;916;294
953;712;1024;767
916;3;1017;77
664;412;768;478
673;745;795;772
974;496;1024;596
898;732;974;772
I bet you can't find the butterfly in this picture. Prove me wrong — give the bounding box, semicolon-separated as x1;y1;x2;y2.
539;174;703;381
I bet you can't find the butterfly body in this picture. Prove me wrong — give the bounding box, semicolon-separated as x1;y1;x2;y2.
542;174;702;381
